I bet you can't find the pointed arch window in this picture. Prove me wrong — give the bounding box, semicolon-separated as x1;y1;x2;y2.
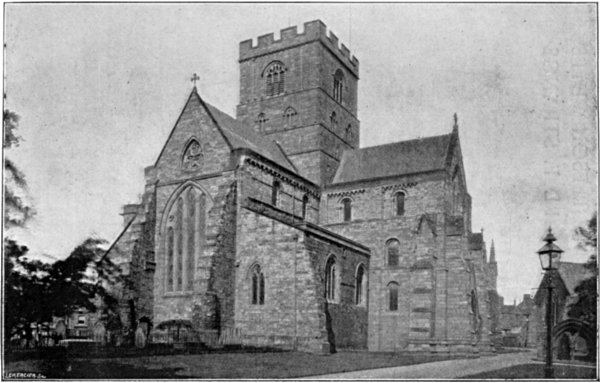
333;69;345;103
325;256;338;302
388;282;399;311
256;113;268;132
264;62;286;97
395;192;405;216
330;112;338;131
345;124;353;143
166;228;174;291
387;239;400;267
284;107;298;127
165;186;206;293
355;264;367;306
175;198;183;290
251;265;265;305
341;197;352;222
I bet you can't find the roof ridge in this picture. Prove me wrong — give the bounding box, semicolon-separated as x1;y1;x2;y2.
273;139;298;173
352;132;453;152
193;91;234;150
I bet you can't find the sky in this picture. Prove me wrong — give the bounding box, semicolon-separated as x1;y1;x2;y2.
4;3;598;303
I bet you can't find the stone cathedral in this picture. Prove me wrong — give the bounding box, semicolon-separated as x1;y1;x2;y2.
106;20;500;354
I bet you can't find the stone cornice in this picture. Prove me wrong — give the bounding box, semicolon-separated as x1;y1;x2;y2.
382;182;418;193
326;188;365;198
243;156;321;198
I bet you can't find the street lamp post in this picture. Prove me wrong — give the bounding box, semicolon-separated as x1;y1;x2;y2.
536;227;564;379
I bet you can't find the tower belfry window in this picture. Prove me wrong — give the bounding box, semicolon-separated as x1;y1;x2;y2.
264;62;286;97
333;69;344;103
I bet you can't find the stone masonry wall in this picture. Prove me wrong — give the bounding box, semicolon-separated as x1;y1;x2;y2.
237;20;359;186
304;233;369;350
233;156;368;352
150;90;240;331
234;206;326;352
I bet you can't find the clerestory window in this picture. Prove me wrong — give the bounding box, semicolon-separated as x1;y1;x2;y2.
341;197;352;222
395;192;405;216
388;282;399;311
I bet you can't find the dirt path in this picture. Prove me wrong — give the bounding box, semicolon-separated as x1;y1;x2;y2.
307;351;536;379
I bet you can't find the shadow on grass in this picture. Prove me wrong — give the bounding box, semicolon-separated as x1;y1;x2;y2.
6;358;189;379
4;346;494;379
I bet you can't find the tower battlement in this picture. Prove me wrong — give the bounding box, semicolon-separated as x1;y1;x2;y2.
239;20;359;76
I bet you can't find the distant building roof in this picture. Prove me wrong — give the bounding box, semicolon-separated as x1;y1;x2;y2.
203;100;296;173
468;233;484;250
332;133;452;184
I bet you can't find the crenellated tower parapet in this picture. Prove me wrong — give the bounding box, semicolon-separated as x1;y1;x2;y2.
237;19;360;186
239;20;359;76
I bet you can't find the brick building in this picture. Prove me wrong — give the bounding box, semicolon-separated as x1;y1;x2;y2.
105;20;499;354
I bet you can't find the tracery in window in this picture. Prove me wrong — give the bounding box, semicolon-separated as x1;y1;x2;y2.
175;198;183;291
284;107;298;127
387;239;400;267
182;139;203;171
264;62;286;96
251;264;265;305
333;69;344;103
388;282;399;311
165;186;206;293
341;197;352;222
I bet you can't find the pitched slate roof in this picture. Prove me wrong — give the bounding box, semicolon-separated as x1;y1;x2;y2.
201;98;296;173
558;262;593;295
332;133;453;184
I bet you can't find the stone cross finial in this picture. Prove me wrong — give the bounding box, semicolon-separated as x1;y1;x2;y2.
190;73;200;88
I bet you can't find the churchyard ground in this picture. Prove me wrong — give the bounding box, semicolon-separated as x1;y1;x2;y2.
462;363;597;379
4;349;477;379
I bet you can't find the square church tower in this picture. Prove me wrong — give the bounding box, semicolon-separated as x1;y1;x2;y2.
236;20;360;186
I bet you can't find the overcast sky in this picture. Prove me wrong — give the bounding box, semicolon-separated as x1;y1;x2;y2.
4;3;597;303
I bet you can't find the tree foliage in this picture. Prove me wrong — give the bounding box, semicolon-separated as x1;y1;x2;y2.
4;109;34;228
4;237;121;343
567;211;597;324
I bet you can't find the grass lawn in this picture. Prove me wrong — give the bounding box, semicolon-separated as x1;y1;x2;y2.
5;350;474;379
461;363;597;379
